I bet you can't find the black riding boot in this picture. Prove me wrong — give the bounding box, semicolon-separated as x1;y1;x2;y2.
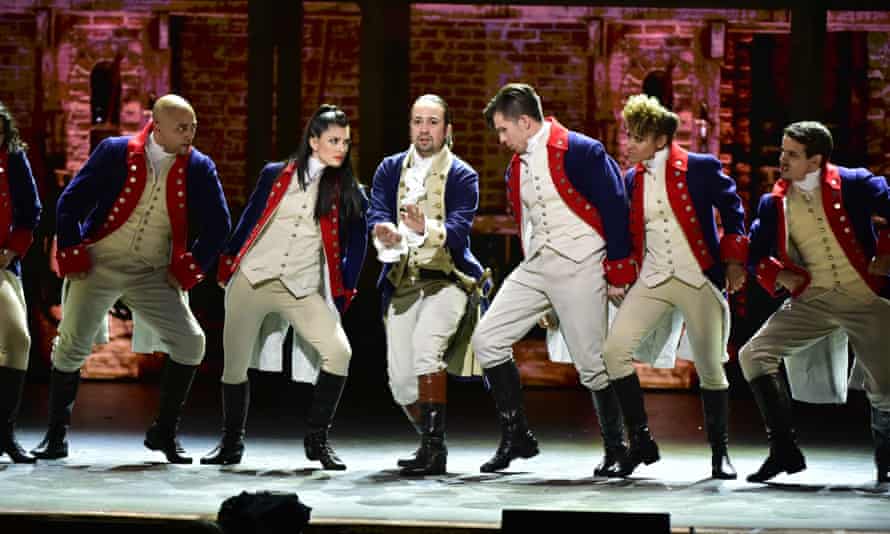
605;373;660;477
304;371;347;471
591;385;627;477
701;388;737;480
144;357;197;464
31;367;80;460
479;361;539;473
201;381;250;465
401;372;447;476
0;367;36;463
746;373;806;483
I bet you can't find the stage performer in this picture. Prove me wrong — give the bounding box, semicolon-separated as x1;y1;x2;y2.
32;94;231;464
601;94;748;479
368;94;489;476
0;101;41;464
472;83;636;474
740;120;890;484
205;104;367;470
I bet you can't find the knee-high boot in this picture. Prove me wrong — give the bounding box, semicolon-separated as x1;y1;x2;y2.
479;360;539;473
746;373;806;483
31;367;80;460
400;371;447;476
701;388;737;479
396;403;423;468
304;370;347;471
591;385;627;477
201;381;250;465
605;373;660;477
144;357;197;464
0;367;36;463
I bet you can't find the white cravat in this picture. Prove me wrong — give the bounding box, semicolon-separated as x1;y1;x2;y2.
146;133;176;181
290;156;325;193
375;147;434;263
793;169;821;192
643;147;669;177
523;122;549;157
306;156;325;185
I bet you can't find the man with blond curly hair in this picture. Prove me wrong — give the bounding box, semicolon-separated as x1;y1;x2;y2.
601;93;749;479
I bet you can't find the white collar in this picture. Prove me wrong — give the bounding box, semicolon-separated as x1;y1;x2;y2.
409;148;434;172
306;156;325;184
523;121;550;156
147;133;176;161
643;146;669;174
793;169;821;192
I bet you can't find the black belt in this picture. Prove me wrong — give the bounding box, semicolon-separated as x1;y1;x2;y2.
416;269;459;283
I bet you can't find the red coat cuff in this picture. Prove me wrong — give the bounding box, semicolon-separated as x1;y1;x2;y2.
170;252;206;291
217;254;237;285
5;228;34;258
603;257;638;286
876;228;890;256
719;233;749;265
754;256;784;297
56;244;92;276
755;256;810;298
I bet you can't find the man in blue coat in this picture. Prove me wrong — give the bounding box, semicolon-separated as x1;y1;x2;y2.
32;94;231;463
0;101;41;464
473;83;637;473
602;94;748;478
740;121;890;483
369;94;488;476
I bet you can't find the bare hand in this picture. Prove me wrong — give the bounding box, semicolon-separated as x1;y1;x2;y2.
538;311;559;330
66;272;89;281
218;280;227;289
400;203;425;234
607;284;628;307
0;248;15;270
167;271;182;290
373;223;403;247
725;262;746;294
868;254;890;276
776;269;806;293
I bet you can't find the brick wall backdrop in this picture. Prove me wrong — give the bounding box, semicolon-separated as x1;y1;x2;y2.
410;5;593;213
52;11;168;176
178;13;248;205
302;2;361;187
719;32;755;213
867;32;890;178
409;5;790;213
0;13;37;145
179;1;361;210
0;3;888;214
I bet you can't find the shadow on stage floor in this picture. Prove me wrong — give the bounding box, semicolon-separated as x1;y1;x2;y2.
2;371;888;533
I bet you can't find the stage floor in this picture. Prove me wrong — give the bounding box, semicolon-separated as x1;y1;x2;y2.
2;375;888;533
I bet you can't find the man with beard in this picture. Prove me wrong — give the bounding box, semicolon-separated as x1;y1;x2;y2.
369;94;488;476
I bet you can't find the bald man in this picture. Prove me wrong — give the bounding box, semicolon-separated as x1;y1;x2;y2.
31;94;231;463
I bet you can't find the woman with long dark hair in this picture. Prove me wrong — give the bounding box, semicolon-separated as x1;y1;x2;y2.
0;101;42;463
204;104;367;469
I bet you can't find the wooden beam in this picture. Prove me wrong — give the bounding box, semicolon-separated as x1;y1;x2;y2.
275;1;302;161
789;4;827;122
247;0;274;186
358;0;410;185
